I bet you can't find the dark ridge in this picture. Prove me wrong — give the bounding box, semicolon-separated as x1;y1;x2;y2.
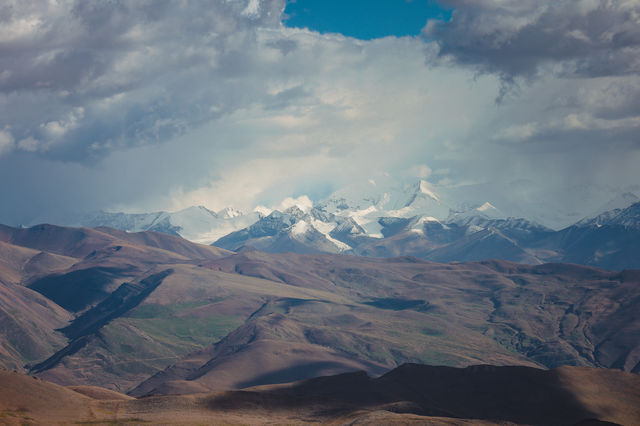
28;267;127;312
28;334;95;374
29;269;173;374
205;363;606;425
61;269;173;340
234;361;359;389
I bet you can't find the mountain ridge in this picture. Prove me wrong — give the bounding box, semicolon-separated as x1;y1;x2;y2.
50;179;640;270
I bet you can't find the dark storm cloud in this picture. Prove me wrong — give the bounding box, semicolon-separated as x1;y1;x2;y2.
0;0;286;161
425;0;640;81
422;0;640;163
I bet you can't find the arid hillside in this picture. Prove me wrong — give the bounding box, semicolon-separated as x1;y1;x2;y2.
0;224;639;397
1;364;639;425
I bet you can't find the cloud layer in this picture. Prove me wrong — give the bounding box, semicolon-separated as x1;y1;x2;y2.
426;0;640;80
0;0;285;160
0;0;639;228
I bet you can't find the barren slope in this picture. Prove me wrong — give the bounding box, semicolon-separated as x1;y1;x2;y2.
2;364;638;425
1;224;639;398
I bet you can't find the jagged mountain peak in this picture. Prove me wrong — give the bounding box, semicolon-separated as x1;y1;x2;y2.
590;192;640;218
578;201;640;230
447;201;504;225
178;205;217;215
418;180;440;201
217;207;243;219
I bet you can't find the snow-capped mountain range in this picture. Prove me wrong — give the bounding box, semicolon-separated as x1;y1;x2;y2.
55;178;640;270
69;178;468;247
72;205;259;245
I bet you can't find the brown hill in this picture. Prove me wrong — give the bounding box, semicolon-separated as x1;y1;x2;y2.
0;368;94;424
1;364;638;425
0;224;229;260
0;224;233;383
129;312;388;396
1;224;640;398
201;363;640;425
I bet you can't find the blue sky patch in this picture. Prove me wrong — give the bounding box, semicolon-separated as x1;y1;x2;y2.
283;0;452;40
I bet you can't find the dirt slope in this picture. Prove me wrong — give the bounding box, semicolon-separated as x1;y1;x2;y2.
2;364;638;425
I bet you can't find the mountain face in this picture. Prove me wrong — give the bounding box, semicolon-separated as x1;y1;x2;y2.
58;180;640;270
213;206;375;254
212;201;640;270
71;206;258;245
540;202;640;270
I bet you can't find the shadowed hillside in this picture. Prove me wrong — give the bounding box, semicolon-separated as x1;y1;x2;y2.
1;364;639;425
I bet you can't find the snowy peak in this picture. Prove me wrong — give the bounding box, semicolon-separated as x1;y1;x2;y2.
588;192;640;220
418;180;440;202
408;216;444;235
218;207;243;219
477;202;500;216
321;178;453;223
385;180;451;219
578;201;640;230
178;205;217;217
214;206;357;254
283;205;307;221
447;201;504;225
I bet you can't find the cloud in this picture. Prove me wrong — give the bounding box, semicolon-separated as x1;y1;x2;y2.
425;0;640;89
410;164;432;179
0;129;14;155
0;0;639;229
0;0;287;162
276;195;313;212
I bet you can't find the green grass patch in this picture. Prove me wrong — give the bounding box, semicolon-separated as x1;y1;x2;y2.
125;314;242;347
124;298;225;319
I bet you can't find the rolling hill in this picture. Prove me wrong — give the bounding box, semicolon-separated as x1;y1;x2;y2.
1;364;639;425
0;223;638;412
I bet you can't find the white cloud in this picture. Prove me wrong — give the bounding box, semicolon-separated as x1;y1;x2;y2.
0;129;14;155
17;136;39;152
276;195;313;212
242;0;261;17
411;165;432;179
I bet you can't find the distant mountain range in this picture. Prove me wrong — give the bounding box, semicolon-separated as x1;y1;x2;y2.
69;205;258;245
58;179;640;270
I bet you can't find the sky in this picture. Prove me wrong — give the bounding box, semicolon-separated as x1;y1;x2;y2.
0;0;639;228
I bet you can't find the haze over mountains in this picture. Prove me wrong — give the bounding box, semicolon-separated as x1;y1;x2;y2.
57;178;640;270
